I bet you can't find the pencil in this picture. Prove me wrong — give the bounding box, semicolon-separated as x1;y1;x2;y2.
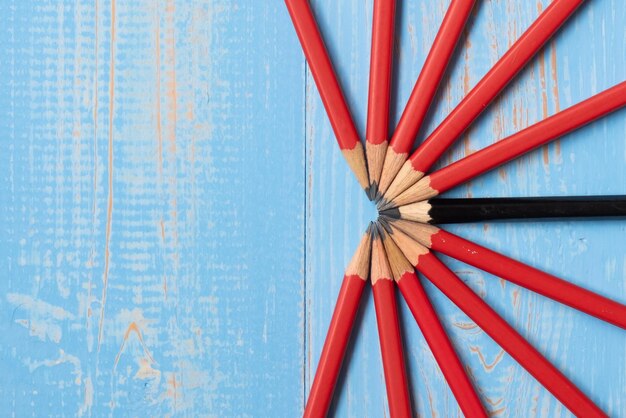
370;226;412;418
385;81;626;208
304;225;373;418
285;0;369;190
387;225;607;418
380;228;487;418
383;0;584;202
377;0;475;197
365;0;396;199
381;195;626;224
388;219;626;329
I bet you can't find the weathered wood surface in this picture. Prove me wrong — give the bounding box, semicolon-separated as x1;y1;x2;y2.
0;0;624;417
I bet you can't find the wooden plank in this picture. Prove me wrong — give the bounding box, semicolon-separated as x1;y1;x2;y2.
306;0;625;416
0;1;305;416
0;0;624;417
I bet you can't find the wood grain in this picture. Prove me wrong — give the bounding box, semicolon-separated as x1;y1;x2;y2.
0;0;624;417
0;1;305;416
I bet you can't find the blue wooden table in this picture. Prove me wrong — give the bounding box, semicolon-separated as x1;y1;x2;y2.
1;1;624;416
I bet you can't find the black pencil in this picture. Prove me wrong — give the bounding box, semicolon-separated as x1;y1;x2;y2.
380;195;626;224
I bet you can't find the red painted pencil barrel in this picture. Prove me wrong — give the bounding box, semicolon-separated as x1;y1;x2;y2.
416;252;607;418
390;0;475;154
431;229;626;329
397;271;487;418
366;0;396;145
409;0;584;173
284;0;360;151
303;275;366;418
428;81;626;194
372;280;412;418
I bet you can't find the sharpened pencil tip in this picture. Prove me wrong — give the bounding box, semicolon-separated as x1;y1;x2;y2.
377;216;393;234
372;221;382;236
376;200;387;211
366;182;380;201
371;226;377;240
379;207;400;219
373;189;385;204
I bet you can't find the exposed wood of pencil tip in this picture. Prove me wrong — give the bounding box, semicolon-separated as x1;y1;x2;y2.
342;142;370;192
380;231;415;283
387;176;438;209
366;141;388;200
371;225;393;285
380;161;425;207
389;218;438;248
377;148;409;200
345;223;374;279
381;200;433;223
386;223;429;266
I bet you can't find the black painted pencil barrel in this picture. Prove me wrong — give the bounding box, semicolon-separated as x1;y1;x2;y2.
429;196;626;224
380;196;626;224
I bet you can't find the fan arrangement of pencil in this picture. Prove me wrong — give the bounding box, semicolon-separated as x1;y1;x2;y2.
285;0;626;416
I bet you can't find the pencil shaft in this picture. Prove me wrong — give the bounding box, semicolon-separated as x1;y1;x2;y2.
397;271;486;418
284;0;359;150
366;0;396;193
428;196;626;224
366;0;395;145
284;0;369;189
304;274;366;418
429;81;626;195
389;0;475;155
431;228;626;329
408;0;583;174
416;252;606;417
372;280;412;418
378;0;474;195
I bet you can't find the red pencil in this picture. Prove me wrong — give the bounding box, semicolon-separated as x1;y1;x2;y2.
389;219;626;329
365;0;396;199
304;226;373;418
383;0;584;202
387;81;626;207
381;230;487;418
285;0;369;190
377;0;475;196
370;227;412;418
387;225;607;417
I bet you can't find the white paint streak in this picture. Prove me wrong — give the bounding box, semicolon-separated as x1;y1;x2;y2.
7;293;75;343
